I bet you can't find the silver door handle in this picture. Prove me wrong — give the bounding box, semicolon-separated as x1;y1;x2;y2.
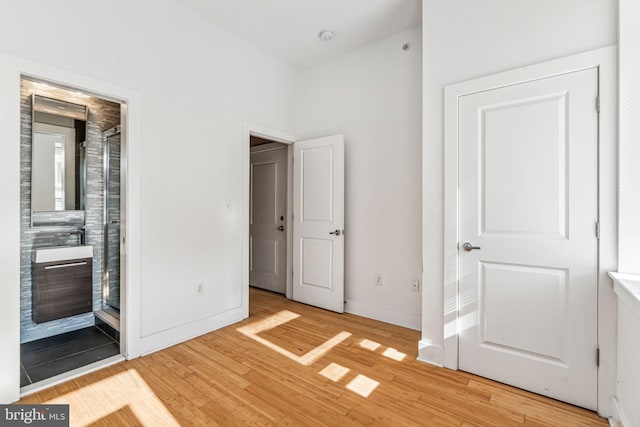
329;229;342;236
462;242;481;252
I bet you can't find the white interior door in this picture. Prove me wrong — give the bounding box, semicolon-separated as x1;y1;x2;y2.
250;145;287;294
293;135;345;312
458;68;599;409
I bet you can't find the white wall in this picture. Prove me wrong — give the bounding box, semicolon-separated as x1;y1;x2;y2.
420;0;617;413
615;1;640;424
295;28;423;329
619;0;640;273
0;0;296;403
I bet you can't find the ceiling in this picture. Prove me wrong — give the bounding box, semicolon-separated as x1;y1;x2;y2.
173;0;422;69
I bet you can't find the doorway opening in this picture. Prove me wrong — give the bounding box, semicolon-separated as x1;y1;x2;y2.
19;76;127;392
244;125;346;316
249;135;291;297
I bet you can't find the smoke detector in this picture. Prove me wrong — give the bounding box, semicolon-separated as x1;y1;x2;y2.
318;30;335;41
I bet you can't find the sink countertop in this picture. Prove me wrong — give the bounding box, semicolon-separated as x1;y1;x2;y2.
33;245;93;263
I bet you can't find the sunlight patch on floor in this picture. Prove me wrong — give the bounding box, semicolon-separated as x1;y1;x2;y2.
382;347;406;361
238;310;300;334
39;369;179;426
346;374;380;398
319;362;350;382
358;339;381;351
237;310;352;365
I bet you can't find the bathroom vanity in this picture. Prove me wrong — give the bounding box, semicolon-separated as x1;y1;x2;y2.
32;246;93;324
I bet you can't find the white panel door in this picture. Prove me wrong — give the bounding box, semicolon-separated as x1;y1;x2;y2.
458;68;599;409
293;135;345;312
250;146;287;294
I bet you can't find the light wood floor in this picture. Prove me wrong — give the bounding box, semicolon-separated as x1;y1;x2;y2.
20;288;607;426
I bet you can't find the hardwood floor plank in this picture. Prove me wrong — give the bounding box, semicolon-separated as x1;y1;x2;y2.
18;288;607;426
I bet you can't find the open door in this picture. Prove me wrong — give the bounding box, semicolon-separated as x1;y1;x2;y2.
292;135;345;312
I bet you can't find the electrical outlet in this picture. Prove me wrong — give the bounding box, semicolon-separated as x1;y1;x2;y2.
411;279;420;292
375;273;383;286
196;281;205;296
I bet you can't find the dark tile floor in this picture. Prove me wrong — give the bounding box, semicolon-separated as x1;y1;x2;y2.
21;326;120;387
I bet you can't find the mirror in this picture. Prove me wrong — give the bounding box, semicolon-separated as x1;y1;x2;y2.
31;94;87;225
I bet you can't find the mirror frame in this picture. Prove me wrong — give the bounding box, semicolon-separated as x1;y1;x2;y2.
31;94;88;228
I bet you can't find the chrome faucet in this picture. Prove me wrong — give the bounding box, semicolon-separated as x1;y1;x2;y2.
66;227;86;245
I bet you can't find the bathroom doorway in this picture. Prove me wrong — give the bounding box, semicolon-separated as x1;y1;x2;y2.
19;76;127;392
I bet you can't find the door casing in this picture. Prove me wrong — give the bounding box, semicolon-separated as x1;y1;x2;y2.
242;123;295;312
443;46;617;416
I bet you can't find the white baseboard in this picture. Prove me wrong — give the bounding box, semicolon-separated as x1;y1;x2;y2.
344;298;421;330
611;397;629;427
417;340;444;367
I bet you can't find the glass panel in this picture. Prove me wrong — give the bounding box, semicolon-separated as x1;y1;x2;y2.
105;133;121;312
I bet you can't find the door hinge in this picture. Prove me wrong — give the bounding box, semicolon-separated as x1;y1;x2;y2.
595;221;600;239
596;348;600;367
596;95;600;113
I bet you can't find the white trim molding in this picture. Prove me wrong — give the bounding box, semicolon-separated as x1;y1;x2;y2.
611;396;630;427
417;340;444;367
610;272;640;316
241;122;295;311
443;46;618;416
609;273;640;427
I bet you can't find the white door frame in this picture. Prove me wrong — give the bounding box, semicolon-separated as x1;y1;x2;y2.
242;123;295;311
0;52;142;402
443;46;617;415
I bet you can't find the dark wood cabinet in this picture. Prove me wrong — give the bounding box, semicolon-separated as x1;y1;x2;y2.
32;257;93;324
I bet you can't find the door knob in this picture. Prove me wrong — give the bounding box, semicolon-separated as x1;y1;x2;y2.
462;242;481;252
277;225;285;231
329;229;342;236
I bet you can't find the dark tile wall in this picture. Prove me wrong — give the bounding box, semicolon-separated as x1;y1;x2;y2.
20;79;121;343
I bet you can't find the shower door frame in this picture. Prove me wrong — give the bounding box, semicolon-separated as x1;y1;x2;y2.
102;125;122;314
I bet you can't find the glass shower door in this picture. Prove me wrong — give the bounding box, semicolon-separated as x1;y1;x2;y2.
103;128;121;313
